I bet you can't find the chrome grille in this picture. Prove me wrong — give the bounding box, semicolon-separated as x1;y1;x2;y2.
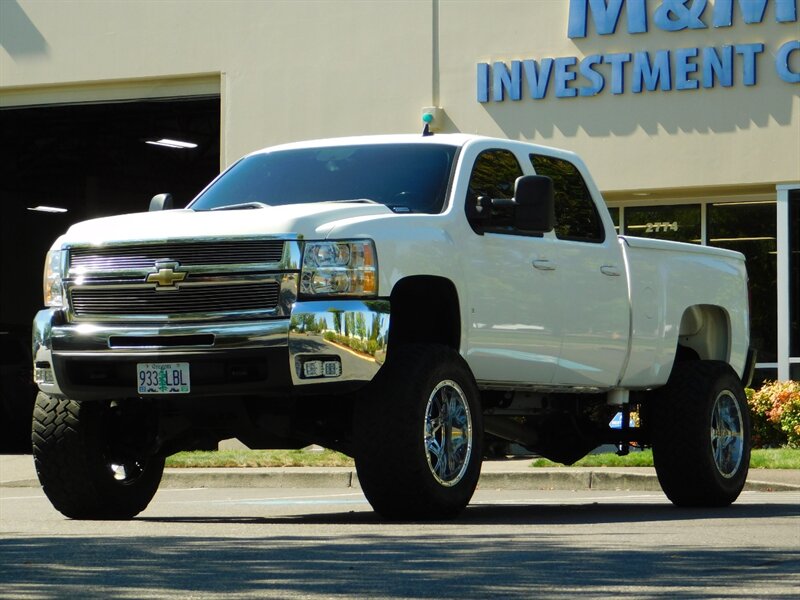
70;282;281;316
69;240;284;271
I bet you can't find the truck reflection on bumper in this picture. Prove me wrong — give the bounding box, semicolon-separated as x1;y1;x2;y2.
32;299;390;400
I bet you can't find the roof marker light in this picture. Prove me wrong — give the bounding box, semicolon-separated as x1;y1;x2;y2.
422;112;434;137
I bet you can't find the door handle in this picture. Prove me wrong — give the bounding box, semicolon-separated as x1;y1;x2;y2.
600;265;621;276
532;259;557;271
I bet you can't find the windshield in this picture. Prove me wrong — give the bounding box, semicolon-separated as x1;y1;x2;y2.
190;143;458;214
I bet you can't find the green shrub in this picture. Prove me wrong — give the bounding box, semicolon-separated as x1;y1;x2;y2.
747;380;800;448
747;386;785;447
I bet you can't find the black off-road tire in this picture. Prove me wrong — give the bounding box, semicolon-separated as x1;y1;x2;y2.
354;344;483;520
650;360;751;507
32;393;164;519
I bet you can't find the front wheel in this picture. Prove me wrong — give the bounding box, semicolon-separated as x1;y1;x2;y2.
32;393;164;519
649;361;751;507
354;344;483;520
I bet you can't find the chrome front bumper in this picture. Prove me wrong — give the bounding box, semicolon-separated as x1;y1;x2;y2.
33;299;390;399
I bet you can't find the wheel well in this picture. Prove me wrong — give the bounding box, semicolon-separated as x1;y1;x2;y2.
677;305;730;362
388;276;460;351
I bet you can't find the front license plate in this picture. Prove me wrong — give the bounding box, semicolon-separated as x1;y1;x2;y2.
137;362;190;394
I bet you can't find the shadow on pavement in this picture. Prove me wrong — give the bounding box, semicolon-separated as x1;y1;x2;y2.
136;499;800;526
2;530;798;598
3;499;799;597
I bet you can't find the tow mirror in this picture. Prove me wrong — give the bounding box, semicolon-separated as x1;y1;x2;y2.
149;193;174;212
513;175;554;232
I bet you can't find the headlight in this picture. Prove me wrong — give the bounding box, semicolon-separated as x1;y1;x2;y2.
43;249;64;307
300;240;377;297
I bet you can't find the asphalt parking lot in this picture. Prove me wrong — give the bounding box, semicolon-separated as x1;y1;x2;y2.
2;480;799;599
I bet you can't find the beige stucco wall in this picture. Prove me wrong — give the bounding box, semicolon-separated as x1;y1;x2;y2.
1;0;798;194
440;1;800;193
0;0;435;166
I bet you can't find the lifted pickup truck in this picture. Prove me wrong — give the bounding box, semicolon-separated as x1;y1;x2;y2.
32;134;753;520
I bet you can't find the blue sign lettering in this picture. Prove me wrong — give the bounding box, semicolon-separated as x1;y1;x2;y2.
568;0;796;37
477;63;490;102
713;0;797;27
776;40;800;82
493;61;522;101
632;50;672;92
579;54;605;96
478;2;797;103
653;0;708;32
702;46;734;88
476;42;789;102
675;47;700;90
555;57;579;97
736;43;764;85
568;0;647;37
604;53;632;94
523;58;554;99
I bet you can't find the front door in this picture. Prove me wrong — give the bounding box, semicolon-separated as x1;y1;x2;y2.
530;154;629;387
460;147;563;386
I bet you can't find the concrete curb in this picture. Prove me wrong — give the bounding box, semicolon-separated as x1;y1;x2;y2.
477;471;800;492
159;469;357;489
743;480;800;492
1;479;40;488
4;468;799;492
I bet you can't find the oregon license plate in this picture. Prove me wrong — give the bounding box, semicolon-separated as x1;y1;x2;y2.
137;362;190;394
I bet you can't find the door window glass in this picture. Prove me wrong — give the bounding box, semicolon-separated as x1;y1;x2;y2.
530;154;604;243
465;149;524;235
708;200;777;362
624;204;701;244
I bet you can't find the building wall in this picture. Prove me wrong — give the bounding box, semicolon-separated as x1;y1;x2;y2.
2;0;798;194
1;0;434;166
1;0;798;379
442;1;799;193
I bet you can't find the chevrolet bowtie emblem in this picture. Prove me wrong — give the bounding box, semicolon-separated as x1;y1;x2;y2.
146;262;187;289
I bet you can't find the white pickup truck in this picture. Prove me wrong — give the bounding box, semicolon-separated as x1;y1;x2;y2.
32;134;754;520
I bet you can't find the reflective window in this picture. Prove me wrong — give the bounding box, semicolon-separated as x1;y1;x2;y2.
708;200;777;362
530;154;604;243
752;367;777;389
790;190;799;357
607;206;620;234
191;144;458;214
465;149;524;235
624;204;701;244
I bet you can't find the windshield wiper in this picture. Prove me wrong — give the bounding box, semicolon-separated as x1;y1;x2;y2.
209;202;270;211
322;198;383;205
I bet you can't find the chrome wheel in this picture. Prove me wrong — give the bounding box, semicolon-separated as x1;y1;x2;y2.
710;390;745;479
651;361;750;507
424;380;473;487
109;460;146;483
355;344;482;519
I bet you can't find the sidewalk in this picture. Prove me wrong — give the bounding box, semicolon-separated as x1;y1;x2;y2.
3;454;799;492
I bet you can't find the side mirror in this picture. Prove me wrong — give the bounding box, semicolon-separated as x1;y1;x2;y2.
149;193;174;212
513;175;554;232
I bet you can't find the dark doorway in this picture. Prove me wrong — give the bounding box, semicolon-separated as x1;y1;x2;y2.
0;95;220;452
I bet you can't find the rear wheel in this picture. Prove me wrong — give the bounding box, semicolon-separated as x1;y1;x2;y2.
354;344;482;520
650;361;750;507
32;393;164;519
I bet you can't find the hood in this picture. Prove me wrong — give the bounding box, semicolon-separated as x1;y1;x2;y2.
59;202;394;246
